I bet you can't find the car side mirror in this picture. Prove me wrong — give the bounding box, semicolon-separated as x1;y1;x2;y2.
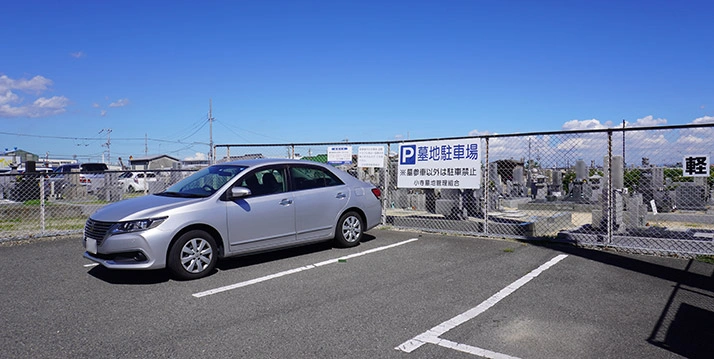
229;186;252;199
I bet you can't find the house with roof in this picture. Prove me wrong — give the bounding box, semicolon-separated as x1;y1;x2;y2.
129;155;181;170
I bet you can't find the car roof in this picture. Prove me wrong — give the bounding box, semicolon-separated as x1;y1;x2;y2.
220;158;328;168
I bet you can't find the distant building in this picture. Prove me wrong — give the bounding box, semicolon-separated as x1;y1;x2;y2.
216;153;265;163
181;159;211;169
129;155;180;170
1;149;39;165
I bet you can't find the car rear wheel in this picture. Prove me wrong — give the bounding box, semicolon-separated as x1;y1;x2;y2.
167;230;217;280
334;211;363;247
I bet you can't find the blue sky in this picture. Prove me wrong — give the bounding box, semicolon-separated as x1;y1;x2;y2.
1;0;713;164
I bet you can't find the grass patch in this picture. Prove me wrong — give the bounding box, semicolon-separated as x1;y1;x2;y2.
695;255;714;264
503;247;515;253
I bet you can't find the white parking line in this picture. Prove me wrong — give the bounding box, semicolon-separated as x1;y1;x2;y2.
396;254;568;356
192;238;420;298
83;263;99;268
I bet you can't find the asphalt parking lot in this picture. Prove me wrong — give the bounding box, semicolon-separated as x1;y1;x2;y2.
1;229;712;358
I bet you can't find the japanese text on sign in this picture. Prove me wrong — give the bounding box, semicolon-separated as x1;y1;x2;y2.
397;139;481;189
327;146;352;165
682;155;710;177
357;146;385;168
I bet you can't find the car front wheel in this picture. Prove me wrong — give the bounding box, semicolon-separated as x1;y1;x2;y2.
334;211;363;247
167;230;217;280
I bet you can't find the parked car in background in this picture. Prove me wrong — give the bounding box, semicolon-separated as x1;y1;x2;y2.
118;171;158;192
83;158;383;280
49;162;108;195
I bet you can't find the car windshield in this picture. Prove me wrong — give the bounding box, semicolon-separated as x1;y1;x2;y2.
159;165;247;198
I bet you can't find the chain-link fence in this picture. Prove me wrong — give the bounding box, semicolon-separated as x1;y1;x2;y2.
217;124;714;256
0;169;195;241
2;124;712;256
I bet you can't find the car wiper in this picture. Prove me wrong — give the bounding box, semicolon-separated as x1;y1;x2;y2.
156;191;207;198
155;191;182;197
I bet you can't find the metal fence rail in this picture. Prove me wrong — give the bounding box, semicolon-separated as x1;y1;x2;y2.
2;124;712;257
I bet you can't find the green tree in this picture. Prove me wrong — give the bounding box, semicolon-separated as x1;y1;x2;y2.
562;171;576;193
623;169;641;193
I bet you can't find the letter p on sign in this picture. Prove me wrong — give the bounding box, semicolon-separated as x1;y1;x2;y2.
400;145;416;165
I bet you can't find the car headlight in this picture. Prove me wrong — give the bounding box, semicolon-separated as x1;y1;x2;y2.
110;217;167;234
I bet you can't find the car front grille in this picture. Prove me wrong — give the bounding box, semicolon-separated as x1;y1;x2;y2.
84;218;114;242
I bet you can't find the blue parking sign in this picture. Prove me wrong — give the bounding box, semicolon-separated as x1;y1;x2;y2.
400;145;416;165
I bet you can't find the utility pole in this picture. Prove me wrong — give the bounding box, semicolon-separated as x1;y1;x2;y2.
209;99;214;164
100;128;112;165
144;133;148;156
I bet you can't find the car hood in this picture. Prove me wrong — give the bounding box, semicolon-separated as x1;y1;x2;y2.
90;194;206;222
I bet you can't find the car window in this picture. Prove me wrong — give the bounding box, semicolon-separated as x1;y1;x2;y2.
290;165;343;190
81;163;108;172
119;172;132;178
238;167;286;196
55;165;79;173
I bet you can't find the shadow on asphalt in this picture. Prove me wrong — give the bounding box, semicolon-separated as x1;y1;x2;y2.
535;241;713;292
87;265;171;284
216;233;377;272
532;241;714;358
87;234;377;284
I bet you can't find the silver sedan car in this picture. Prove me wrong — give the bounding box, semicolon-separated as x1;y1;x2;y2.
83;159;383;280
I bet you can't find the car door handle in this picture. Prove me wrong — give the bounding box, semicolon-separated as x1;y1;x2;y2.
279;199;293;206
336;192;347;199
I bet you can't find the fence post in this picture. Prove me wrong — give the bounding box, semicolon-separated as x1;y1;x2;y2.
607;130;613;245
40;175;46;234
381;143;389;226
484;137;489;236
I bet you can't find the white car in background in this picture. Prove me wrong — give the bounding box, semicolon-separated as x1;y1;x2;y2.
50;162;108;195
118;171;158;192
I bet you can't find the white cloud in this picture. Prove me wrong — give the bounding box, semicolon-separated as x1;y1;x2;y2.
468;129;495;136
561;119;608;131
627;115;667;127
100;109;107;117
692;115;714;124
184;152;207;161
70;51;85;59
108;98;130;107
0;74;53;94
0;90;20;105
0;74;69;118
92;103;100;108
34;96;69;109
678;115;714;146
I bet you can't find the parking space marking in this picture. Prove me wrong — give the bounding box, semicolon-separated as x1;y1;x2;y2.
83;263;99;268
192;238;420;298
396;254;568;356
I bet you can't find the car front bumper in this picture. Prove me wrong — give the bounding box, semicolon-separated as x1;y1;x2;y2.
83;230;170;270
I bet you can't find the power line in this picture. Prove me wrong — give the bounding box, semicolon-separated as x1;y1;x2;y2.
215;119;289;142
0;130;208;145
